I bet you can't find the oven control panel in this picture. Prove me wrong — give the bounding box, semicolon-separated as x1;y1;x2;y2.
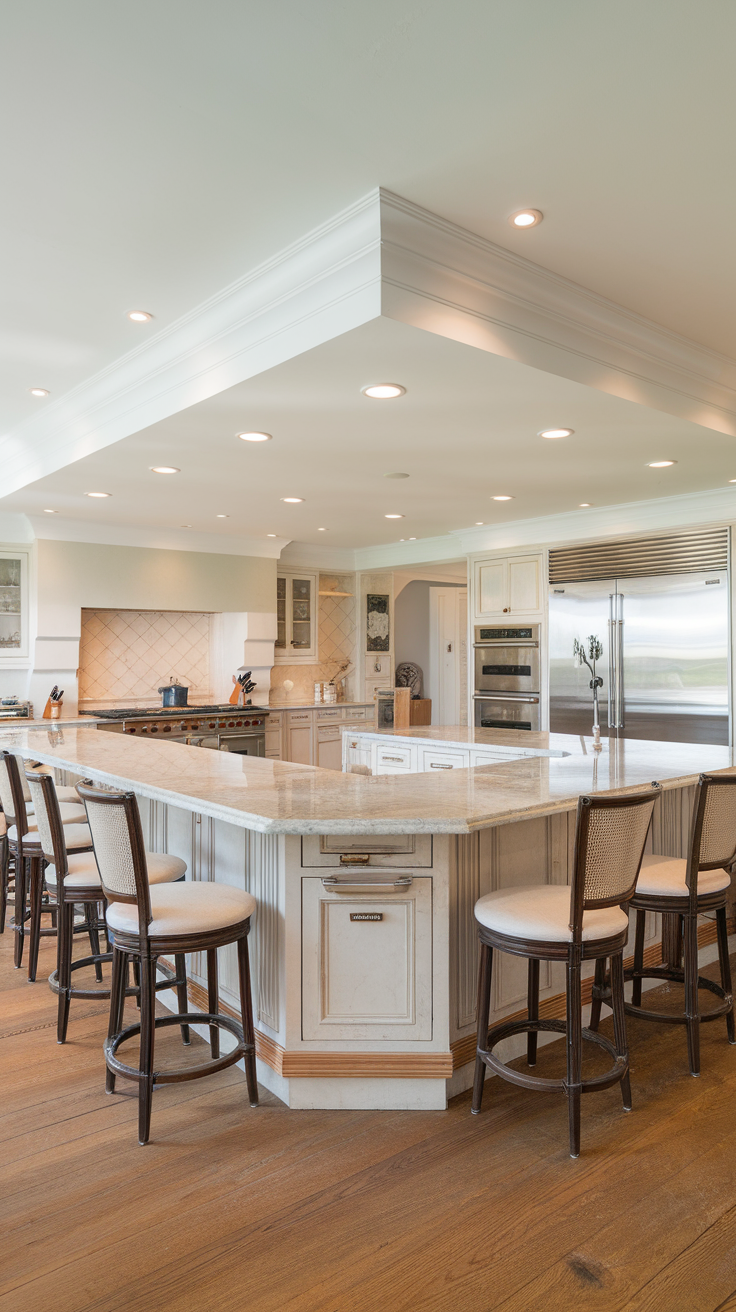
121;716;265;735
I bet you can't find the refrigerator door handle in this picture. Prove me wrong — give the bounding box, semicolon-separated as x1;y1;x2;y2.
608;594;616;728
616;593;625;728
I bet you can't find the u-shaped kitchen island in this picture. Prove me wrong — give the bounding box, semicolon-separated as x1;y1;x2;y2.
1;721;732;1111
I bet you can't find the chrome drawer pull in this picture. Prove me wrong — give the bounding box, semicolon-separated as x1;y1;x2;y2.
430;762;453;769
381;755;405;763
321;876;413;890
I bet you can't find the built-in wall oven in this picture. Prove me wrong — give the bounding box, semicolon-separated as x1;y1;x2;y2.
473;624;541;731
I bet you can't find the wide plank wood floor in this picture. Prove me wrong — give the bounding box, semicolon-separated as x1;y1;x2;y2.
2;927;736;1311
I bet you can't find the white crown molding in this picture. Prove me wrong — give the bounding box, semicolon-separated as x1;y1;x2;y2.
28;515;286;558
0;192;384;497
379;190;736;435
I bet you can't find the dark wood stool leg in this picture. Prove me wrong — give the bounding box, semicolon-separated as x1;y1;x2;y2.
589;956;606;1032
716;906;735;1045
138;954;157;1145
13;855;27;969
207;947;220;1059
566;951;583;1159
527;958;539;1066
632;909;646;1007
174;952;191;1045
106;947;127;1093
27;856;44;982
85;902;103;982
57;899;75;1044
237;933;259;1106
0;837;8;933
471;942;493;1114
683;913;701;1077
132;957;141;1007
610;951;632;1110
662;911;683;969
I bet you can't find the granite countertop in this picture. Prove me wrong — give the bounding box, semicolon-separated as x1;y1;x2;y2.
266;700;375;711
0;724;730;836
351;725;575;757
0;713;102;727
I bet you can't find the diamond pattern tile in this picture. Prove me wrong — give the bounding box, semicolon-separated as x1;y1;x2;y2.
79;609;212;702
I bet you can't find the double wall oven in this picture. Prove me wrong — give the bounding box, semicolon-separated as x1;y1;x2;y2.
473;624;541;731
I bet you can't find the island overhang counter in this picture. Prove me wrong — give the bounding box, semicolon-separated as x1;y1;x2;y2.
1;724;732;1111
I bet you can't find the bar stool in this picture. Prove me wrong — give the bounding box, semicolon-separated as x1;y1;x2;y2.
0;808;10;934
77;780;259;1145
620;771;736;1076
26;767;190;1043
472;789;657;1158
0;750;93;979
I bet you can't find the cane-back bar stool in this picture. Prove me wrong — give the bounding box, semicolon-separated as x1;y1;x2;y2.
472;788;657;1158
616;772;736;1076
77;780;259;1145
0;808;10;934
0;750;93;979
26;767;190;1043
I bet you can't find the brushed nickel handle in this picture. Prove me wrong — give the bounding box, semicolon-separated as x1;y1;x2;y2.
430;762;453;769
322;876;413;890
381;755;405;762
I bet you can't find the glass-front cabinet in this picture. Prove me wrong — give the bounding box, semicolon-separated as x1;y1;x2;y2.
0;550;29;660
274;571;318;663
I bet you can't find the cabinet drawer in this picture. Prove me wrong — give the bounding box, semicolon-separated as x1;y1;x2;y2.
286;710;314;725
347;706;371;720
316;707;343;721
376;744;413;769
301;833;432;869
419;748;469;771
301;875;433;1041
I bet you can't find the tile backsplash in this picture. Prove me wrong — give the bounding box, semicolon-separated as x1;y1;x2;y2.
79;609;212;706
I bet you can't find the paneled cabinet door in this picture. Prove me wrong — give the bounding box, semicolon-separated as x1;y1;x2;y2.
301;875;433;1041
474;554;542;618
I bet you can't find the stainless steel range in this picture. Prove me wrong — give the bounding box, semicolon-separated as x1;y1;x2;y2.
82;705;267;756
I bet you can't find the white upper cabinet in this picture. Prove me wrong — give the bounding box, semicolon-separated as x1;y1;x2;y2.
474;554;543;619
274;571;318;663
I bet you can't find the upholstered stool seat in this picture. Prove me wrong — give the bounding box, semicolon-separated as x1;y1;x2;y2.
635;853;730;898
8;821;92;852
475;884;629;943
44;849;187;891
106;882;255;939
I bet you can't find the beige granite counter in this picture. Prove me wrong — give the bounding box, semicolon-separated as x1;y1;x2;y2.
0;723;731;836
359;725;576;756
0;713;102;727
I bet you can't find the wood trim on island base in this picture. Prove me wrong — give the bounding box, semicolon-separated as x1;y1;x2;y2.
167;916;732;1082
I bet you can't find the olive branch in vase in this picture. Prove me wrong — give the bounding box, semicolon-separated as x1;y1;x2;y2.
573;635;604;749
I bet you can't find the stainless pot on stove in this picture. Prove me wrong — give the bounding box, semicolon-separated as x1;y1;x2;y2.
158;678;188;708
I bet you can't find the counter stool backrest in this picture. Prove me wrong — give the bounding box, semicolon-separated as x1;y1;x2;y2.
0;751;27;834
77;780;152;936
25;766;67;872
688;773;736;892
570;790;657;938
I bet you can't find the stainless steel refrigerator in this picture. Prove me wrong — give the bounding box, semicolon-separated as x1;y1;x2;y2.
549;571;729;744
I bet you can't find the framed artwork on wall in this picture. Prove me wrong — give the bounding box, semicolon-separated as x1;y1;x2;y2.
366;593;390;652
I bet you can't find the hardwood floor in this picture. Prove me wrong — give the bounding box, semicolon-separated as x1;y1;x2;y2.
2;929;736;1312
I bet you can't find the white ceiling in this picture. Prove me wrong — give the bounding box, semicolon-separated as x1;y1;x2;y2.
4;0;736;444
7;319;735;549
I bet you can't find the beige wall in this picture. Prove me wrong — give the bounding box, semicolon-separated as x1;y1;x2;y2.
37;539;276;633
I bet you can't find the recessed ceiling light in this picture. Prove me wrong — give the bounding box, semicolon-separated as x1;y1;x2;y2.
579;503;592;508
509;209;543;228
318;527;327;531
729;480;736;484
86;491;111;498
385;513;404;519
361;384;406;400
475;521;484;525
492;495;514;501
43;508;57;514
216;514;229;518
539;428;574;439
647;460;676;468
238;432;272;442
150;466;180;474
127;310;152;322
281;497;304;503
29;388;49;397
384;472;409;479
266;533;277;537
408;537;416;541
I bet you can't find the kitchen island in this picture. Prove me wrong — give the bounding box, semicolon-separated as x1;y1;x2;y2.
1;723;732;1111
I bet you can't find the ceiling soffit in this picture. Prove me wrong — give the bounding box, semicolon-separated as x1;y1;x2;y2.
3;188;736;500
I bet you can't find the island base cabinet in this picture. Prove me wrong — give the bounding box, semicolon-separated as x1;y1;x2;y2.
301;875;433;1042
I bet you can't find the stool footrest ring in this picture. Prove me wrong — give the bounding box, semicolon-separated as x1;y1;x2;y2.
104;1011;251;1086
478;1017;627;1094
